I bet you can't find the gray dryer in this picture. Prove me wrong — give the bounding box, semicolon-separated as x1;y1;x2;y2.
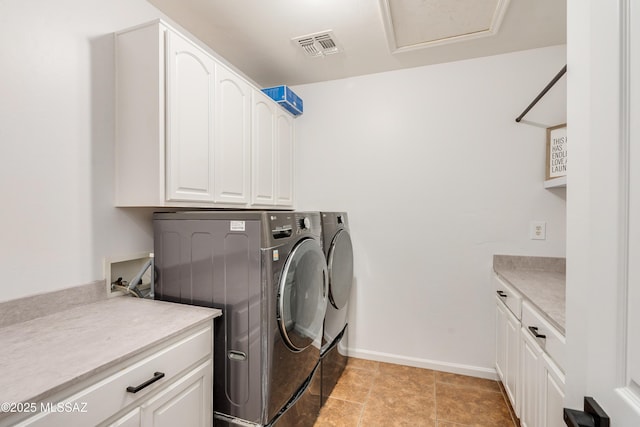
319;212;354;406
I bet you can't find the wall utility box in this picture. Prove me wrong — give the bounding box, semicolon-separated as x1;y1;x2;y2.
104;252;154;297
261;85;303;116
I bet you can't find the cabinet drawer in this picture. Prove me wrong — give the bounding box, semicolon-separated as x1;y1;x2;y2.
17;323;213;427
522;301;565;371
494;274;522;320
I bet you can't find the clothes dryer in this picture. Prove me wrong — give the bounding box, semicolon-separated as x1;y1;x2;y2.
319;212;354;406
153;211;328;427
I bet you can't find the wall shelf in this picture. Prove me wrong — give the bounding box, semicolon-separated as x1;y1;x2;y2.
544;176;566;188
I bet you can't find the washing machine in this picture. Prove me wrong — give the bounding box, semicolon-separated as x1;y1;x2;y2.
153;211;328;427
319;212;354;406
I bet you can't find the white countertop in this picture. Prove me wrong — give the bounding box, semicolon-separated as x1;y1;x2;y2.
493;255;566;334
0;297;221;415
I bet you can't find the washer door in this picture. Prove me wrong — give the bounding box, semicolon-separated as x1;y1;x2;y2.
327;229;354;310
278;238;328;352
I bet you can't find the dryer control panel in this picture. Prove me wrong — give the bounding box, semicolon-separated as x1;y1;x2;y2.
294;212;322;237
267;212;322;241
269;213;295;239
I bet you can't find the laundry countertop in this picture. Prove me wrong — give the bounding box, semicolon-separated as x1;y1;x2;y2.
0;296;221;420
493;255;566;334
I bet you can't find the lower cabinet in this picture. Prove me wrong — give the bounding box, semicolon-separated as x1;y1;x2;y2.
13;323;213;427
495;296;521;415
520;327;542;427
540;353;566;427
109;360;212;427
520;302;565;427
494;274;566;427
519;324;566;427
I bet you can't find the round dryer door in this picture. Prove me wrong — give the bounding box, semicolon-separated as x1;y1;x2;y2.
327;229;354;309
277;238;328;352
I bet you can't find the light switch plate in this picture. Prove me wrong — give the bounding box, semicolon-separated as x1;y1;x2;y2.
530;221;547;240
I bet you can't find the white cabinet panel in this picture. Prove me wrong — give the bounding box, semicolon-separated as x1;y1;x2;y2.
494;274;522;319
505;306;520;414
541;354;565;427
495;296;520;416
494;273;565;427
250;89;295;207
520;328;542;427
165;30;215;202
141;360;212;427
251;92;276;205
115;20;296;208
14;324;213;427
108;409;140;427
522;301;565;371
275;111;294;207
214;66;251;204
495;300;507;381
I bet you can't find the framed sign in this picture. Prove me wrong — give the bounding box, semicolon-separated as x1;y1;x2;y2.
546;124;567;179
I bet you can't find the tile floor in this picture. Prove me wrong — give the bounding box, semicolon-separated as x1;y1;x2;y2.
313;358;518;427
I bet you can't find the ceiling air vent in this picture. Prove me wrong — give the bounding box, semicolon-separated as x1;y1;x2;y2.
293;31;342;57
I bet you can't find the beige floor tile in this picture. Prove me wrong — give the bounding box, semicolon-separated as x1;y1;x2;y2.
437;422;478;427
436;382;514;426
360;381;436;426
437;422;514;427
372;367;435;397
313;397;362;427
376;362;436;388
346;357;380;372
328;367;375;403
435;371;501;393
315;358;516;427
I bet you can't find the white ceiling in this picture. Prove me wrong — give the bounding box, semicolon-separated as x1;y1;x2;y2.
147;0;566;88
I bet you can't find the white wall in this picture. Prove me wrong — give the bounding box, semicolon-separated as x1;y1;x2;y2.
0;0;567;377
0;0;167;302
293;45;567;376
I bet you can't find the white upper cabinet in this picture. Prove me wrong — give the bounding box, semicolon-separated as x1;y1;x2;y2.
115;20;295;208
251;89;294;207
275;111;294;207
165;30;216;203
251;90;277;205
215;66;251;204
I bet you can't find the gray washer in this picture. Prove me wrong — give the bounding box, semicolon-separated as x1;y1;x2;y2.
153;211;328;426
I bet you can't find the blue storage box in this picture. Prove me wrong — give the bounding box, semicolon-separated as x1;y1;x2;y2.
261;85;303;117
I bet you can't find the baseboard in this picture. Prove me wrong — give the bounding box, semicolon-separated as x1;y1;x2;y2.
348;347;499;381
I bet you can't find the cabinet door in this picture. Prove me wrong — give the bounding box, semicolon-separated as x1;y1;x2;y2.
215;66;251;204
165;30;216;202
107;408;140;427
140;360;212;427
495;298;520;415
275;111;294;207
541;354;565;427
520;327;542;427
495;299;507;382
251;90;276;205
505;306;520;415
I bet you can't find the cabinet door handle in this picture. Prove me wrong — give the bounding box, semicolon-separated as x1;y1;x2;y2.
496;290;508;298
126;372;165;393
528;326;547;339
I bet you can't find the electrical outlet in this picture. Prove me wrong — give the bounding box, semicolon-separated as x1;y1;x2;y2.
530;221;546;240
